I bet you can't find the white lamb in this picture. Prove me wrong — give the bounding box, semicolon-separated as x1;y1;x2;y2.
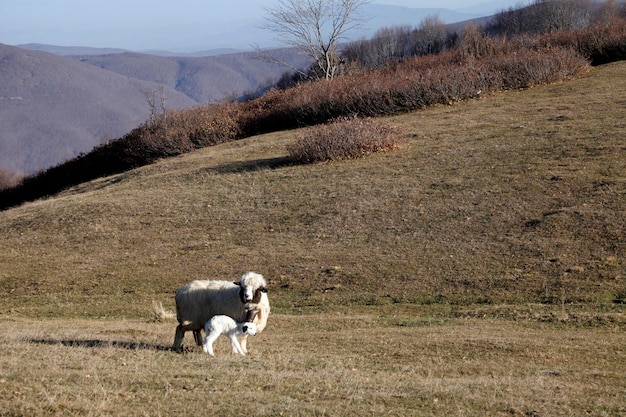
203;315;257;356
173;271;270;352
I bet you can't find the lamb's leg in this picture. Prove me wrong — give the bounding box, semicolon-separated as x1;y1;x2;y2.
203;331;220;356
229;335;246;355
172;325;185;352
193;329;204;346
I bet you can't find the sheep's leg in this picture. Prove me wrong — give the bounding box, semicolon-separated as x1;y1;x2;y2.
229;335;246;355
172;325;185;352
193;329;203;346
239;335;248;354
203;331;220;356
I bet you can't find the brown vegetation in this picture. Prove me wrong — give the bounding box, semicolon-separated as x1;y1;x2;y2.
287;116;402;163
0;169;23;190
1;316;624;416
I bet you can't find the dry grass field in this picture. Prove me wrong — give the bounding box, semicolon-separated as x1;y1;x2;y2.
0;62;625;416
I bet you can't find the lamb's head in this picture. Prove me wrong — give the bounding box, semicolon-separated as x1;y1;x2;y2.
241;322;257;336
235;272;268;304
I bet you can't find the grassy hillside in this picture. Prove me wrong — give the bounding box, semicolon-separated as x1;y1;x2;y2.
1;61;623;317
0;62;624;416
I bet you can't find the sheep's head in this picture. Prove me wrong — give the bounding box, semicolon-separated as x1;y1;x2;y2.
235;272;268;304
242;322;257;336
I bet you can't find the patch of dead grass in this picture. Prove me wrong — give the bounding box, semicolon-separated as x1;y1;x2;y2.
0;314;625;416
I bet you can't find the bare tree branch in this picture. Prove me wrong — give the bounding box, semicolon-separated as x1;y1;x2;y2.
260;0;371;80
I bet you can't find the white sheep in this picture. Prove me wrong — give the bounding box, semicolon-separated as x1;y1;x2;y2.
202;315;257;356
172;271;270;352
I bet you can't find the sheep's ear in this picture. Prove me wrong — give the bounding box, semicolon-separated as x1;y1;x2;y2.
260;287;268;293
233;281;241;286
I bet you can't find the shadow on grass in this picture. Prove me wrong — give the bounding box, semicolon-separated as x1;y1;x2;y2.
214;156;294;174
29;338;173;352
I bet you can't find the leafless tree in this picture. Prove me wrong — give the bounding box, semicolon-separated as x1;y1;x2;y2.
342;15;453;69
590;0;623;25
260;0;371;80
373;25;413;64
534;0;592;32
144;86;167;131
490;0;593;36
411;15;451;56
457;23;494;59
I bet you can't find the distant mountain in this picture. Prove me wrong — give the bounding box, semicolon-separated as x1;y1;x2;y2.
16;43;130;56
74;49;312;104
141;49;244;57
0;44;311;175
0;44;197;175
458;0;529;15
18;43;244;57
362;4;480;31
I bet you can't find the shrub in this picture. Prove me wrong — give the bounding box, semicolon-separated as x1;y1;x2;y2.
130;102;242;159
287;116;402;164
0;169;23;191
483;45;589;89
556;19;626;65
156;103;242;148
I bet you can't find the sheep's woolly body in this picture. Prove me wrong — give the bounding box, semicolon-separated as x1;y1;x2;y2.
172;272;270;352
175;280;245;327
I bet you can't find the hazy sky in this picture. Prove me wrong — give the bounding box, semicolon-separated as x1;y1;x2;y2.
0;0;522;52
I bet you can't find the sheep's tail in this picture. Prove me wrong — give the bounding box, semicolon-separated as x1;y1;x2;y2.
150;301;176;322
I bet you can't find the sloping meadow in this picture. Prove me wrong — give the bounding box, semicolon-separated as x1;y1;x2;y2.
1;62;624;316
0;60;625;417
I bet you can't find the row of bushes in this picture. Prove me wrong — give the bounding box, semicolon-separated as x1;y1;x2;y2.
2;15;626;209
542;19;626;65
283;1;625;83
487;0;621;37
243;46;587;131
